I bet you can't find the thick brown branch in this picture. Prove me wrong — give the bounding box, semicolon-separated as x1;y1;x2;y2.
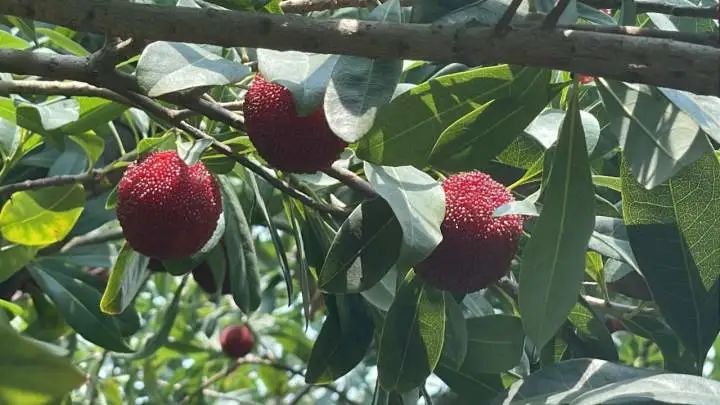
1;0;718;95
280;0;413;13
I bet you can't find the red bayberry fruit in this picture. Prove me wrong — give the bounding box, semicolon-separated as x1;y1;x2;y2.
219;324;254;358
577;74;594;84
116;151;222;260
415;171;524;293
242;75;347;173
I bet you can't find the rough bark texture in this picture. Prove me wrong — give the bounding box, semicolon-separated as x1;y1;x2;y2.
0;0;718;95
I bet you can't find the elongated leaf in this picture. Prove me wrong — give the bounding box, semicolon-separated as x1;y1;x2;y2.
621;152;720;364
378;271;445;392
429;74;557;170
519;89;595;349
323;0;403;142
219;176;261;313
434;363;504;402
319;198;402;293
495;358;659;405
60;97;127;135
137;41;251;97
463;315;525;374
28;264;132;353
306;294;374;384
364;163;445;268
0;244;37;283
0;31;30;50
573;373;720;405
357;65;549;166
36;28;88;56
100;242;150;315
440;294;468;370
16;99;79;133
620;313;697;374
597;80;712;189
567;298;618;361
132;276;188;359
659;88;720;144
69;131;104;170
0;323;85;404
257;49;337;116
0;184;85;246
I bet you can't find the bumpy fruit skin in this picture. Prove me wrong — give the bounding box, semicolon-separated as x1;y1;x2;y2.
415;171;523;293
220;325;254;358
243;75;347;173
117;151;222;260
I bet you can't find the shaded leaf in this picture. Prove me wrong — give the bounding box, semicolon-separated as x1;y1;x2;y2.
0;244;37;283
378;271;445;392
100;242;150;315
621;152;720;364
319;198;402;293
519;89;595;349
306;294;374;384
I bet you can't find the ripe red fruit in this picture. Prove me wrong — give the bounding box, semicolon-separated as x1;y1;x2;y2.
243;75;347;173
415;171;523;293
577;74;594;84
116;151;222;260
219;324;254;358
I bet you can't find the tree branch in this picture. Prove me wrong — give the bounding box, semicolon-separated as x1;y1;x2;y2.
1;0;718;95
279;0;413;14
0;79;132;104
0;170;106;195
322;163;378;199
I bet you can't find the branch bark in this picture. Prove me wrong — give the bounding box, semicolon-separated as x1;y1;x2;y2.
1;0;718;95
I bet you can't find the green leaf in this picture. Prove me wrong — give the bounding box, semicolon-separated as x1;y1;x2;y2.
4;16;35;43
305;294;374;384
439;294;467;370
100;242;150;315
620;313;697;374
132;276;188;359
320;198;402;293
597;80;713;189
434;365;503;402
659;88;720;144
519;88;595;349
463;315;525;374
16;99;79;133
356;65;549;167
429;76;557;171
523;109;601;155
257;49;337;116
69;131;105;170
0;30;30;50
364;163;444;268
494;358;659;404
35;28;88;56
572;373;720;405
621;152;720;365
28;263;133;352
59;97;127;135
567;298;618;361
0;323;85;404
323;0;403;142
136;42;251;97
0;184;85;246
588;216;639;272
378;271;445;392
219;176;261;313
0;244;38;283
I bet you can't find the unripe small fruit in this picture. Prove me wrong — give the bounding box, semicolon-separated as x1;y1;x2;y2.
219;325;254;358
415;171;523;293
243;75;347;173
117;151;222;260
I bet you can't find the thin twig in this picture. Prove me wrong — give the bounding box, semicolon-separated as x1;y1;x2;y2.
0;79;132;105
495;0;525;35
175;101;244;120
322;163;378;199
542;0;573;29
0;170;106;195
